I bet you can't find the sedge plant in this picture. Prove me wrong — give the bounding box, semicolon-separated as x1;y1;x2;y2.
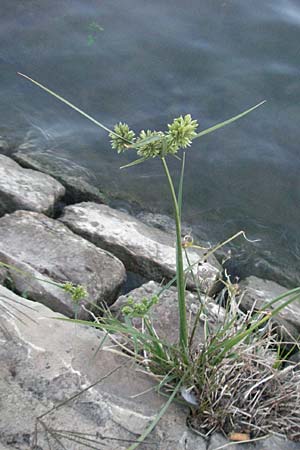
17;72;265;354
15;73;300;445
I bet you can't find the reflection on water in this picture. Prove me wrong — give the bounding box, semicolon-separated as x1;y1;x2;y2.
0;0;300;287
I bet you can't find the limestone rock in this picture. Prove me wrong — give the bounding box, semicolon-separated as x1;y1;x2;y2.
0;286;206;450
0;210;126;318
238;276;300;341
112;281;225;347
0;135;10;154
208;432;300;450
0;154;65;216
136;210;194;237
60;202;222;293
14;150;106;204
1;287;298;450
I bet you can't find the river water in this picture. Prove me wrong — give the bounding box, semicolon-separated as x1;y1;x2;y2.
1;0;300;287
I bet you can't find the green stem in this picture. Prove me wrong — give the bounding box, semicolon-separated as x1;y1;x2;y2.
161;157;187;350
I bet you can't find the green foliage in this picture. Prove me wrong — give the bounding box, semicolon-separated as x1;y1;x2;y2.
122;295;158;318
87;21;104;47
62;282;87;303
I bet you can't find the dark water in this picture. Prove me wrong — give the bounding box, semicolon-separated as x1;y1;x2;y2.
1;0;300;287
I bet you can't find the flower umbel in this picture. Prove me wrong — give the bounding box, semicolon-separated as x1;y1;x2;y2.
110;114;198;159
63;282;88;303
166;114;198;151
122;295;158;318
109;122;135;153
136;130;165;158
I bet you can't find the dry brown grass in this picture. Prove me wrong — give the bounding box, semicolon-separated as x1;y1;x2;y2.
187;325;300;441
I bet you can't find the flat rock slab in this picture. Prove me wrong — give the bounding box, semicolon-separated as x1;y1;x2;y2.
0;210;125;318
14;150;107;204
238;276;300;341
0;154;65;216
112;281;225;347
1;287;298;450
208;432;300;450
60;202;221;293
0;286;206;450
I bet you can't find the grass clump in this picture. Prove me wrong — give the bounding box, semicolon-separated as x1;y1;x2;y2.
15;72;300;447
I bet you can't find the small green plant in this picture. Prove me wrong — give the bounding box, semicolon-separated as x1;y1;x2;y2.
0;261;87;321
87;21;104;46
16;73;300;446
62;281;87;303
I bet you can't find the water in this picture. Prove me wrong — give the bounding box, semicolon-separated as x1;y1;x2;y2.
1;0;300;287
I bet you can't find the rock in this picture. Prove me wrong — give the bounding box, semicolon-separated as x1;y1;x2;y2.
13;150;106;204
0;155;65;217
112;281;225;347
60;202;222;293
208;432;300;450
0;136;10;154
0;286;207;450
136;211;177;232
0;210;126;318
0;265;8;285
286;351;300;370
136;211;213;254
136;210;192;236
238;276;300;342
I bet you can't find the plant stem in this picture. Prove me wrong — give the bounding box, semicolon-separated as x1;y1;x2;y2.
161;157;187;350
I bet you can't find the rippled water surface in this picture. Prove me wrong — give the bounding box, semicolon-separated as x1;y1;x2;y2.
1;0;300;286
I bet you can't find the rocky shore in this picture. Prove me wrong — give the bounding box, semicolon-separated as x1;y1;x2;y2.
0;149;299;450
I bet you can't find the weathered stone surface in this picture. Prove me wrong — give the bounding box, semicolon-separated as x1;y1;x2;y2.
0;210;126;318
208;432;300;450
0;155;65;216
0;265;8;285
0;135;10;154
14;150;107;204
60;202;222;293
1;288;298;450
136;210;193;237
0;286;206;450
238;276;300;341
137;211;177;232
112;281;225;346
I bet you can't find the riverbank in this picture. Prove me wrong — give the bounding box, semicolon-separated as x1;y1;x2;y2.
1;150;300;449
1;134;299;291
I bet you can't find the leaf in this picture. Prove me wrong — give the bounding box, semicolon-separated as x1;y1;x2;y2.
120;157;148;169
177;151;186;220
126;380;182;450
17;73;133;144
192;100;266;140
130;134;163;148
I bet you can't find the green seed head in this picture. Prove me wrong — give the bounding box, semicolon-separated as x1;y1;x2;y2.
109;122;135;153
136;130;165;158
166;114;198;150
63;282;87;303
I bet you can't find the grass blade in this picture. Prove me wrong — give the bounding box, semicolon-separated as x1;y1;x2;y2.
177;151;186;220
131;134;163;148
17;72;133;143
120;157;148;169
126;379;182;450
213;290;300;363
192;100;266;140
